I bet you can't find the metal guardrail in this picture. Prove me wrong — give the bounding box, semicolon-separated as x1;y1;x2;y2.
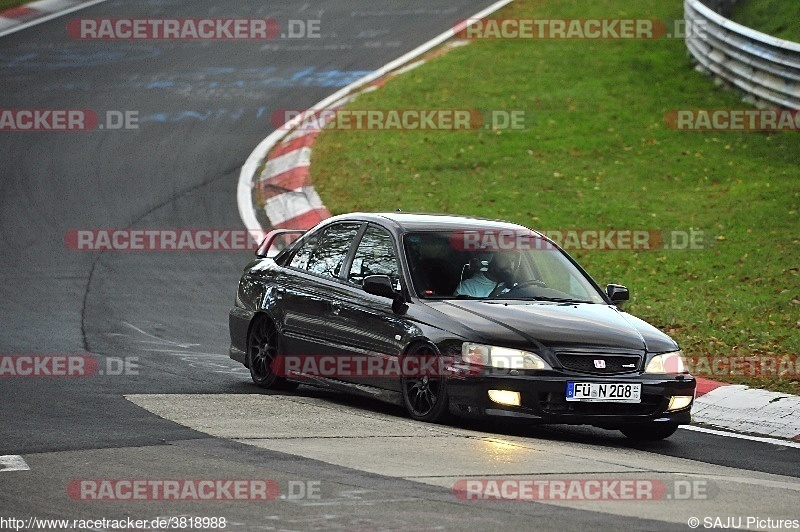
684;0;800;110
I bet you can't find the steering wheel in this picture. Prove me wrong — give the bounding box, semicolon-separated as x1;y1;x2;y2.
509;279;547;291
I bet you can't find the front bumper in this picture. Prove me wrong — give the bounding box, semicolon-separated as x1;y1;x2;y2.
228;306;255;365
447;372;695;427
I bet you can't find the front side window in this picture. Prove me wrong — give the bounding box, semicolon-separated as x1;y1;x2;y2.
348;225;400;288
289;223;361;279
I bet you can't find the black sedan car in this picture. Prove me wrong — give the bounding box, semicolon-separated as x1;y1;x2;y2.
229;213;695;440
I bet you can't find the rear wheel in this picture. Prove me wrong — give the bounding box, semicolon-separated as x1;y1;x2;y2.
401;344;449;423
246;317;298;391
620;423;679;440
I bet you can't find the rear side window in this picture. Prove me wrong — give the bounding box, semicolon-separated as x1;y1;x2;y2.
289;223;361;279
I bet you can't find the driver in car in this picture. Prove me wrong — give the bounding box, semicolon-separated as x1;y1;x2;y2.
454;251;520;297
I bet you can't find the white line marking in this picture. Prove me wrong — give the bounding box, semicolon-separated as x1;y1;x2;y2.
681;424;800;449
0;0;109;38
122;321;200;349
237;0;515;236
0;455;30;472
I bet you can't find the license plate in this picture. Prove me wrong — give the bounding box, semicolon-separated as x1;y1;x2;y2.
566;382;641;403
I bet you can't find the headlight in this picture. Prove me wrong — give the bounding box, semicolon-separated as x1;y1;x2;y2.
645;350;686;374
462;343;552;370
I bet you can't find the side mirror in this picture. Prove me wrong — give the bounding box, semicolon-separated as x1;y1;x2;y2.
363;275;398;299
363;275;407;314
606;284;629;303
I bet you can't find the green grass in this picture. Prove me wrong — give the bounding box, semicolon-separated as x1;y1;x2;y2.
0;0;28;11
311;0;800;394
731;0;800;42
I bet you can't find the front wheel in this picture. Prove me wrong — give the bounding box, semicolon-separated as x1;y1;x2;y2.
620;423;679;440
401;344;449;423
246;317;298;391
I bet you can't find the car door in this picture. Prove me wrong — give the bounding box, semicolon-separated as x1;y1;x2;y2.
336;224;416;390
277;222;363;360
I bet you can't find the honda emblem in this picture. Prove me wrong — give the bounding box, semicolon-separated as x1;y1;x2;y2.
593;359;606;369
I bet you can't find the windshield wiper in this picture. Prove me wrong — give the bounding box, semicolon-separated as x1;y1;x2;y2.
526;296;593;304
453;295;593;303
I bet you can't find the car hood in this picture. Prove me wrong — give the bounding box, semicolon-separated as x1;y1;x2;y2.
424;300;677;353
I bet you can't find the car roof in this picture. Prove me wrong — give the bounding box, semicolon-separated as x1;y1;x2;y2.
324;212;540;234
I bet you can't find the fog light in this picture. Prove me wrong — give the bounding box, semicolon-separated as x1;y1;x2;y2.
488;390;521;407
668;395;693;411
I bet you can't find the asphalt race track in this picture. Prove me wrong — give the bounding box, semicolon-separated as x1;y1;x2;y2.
1;1;798;530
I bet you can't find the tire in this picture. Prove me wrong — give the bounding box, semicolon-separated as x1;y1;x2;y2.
401;343;449;423
246;317;298;391
620;423;679;440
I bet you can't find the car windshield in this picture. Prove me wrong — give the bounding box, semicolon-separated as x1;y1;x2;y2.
403;230;606;303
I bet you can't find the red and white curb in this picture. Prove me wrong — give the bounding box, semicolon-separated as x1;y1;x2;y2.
0;0;106;37
251;96;355;230
693;378;800;440
255;131;329;230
